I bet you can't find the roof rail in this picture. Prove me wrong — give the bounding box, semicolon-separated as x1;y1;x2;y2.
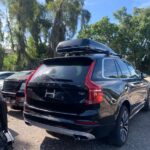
56;39;121;58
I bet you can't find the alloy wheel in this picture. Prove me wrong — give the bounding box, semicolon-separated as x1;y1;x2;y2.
120;110;129;143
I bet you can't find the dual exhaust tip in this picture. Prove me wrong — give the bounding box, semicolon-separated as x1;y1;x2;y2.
73;135;93;141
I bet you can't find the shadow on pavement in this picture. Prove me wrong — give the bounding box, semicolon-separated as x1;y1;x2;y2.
13;139;33;150
9;128;19;137
40;136;114;150
8;110;23;120
40;111;150;150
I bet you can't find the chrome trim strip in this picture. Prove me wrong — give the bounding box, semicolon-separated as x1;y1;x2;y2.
131;101;145;113
129;104;144;119
25;118;95;140
1;91;16;95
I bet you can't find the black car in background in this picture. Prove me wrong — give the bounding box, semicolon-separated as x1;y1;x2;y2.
2;71;33;110
0;92;14;149
24;39;150;146
0;72;15;90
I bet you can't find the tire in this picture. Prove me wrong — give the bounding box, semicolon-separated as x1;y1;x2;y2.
109;106;129;147
143;92;150;111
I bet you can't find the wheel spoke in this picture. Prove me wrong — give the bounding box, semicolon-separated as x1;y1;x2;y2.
120;109;129;142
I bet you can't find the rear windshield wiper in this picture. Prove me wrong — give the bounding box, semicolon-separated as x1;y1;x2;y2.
53;78;73;82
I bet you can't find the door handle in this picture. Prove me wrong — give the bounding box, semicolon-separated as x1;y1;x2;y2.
128;83;135;87
139;83;144;86
124;85;129;91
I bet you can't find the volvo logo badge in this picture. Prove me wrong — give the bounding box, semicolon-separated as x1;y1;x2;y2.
45;89;56;98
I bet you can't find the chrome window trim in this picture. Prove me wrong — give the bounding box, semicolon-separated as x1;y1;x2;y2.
101;58;140;80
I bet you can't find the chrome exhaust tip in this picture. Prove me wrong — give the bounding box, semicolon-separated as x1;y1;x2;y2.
73;135;90;141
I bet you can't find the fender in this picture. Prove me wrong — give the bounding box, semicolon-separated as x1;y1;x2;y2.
114;98;131;120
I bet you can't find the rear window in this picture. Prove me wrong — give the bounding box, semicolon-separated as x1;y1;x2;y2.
0;73;14;79
7;71;32;79
30;63;90;84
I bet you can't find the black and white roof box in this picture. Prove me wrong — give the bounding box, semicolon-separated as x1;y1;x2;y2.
56;39;117;56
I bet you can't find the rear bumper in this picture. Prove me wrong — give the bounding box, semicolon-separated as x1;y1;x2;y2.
25;117;96;140
2;91;24;108
24;104;115;139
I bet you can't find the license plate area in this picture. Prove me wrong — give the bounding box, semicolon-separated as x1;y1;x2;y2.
4;97;15;105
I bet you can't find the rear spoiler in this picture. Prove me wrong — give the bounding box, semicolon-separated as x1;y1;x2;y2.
43;57;94;65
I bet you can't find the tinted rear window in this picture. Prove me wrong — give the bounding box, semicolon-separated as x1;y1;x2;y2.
30;63;90;84
7;71;32;79
0;73;14;79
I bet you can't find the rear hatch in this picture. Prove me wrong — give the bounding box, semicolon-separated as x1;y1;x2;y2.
2;71;32;93
27;57;94;114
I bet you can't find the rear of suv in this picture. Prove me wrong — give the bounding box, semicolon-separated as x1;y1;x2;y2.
2;71;33;109
24;39;150;146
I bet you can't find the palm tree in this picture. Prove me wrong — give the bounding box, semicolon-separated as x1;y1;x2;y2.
46;0;91;56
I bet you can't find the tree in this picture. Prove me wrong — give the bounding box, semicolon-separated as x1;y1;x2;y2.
78;17;119;50
78;7;150;74
3;0;90;70
0;14;4;70
4;0;35;69
46;0;91;56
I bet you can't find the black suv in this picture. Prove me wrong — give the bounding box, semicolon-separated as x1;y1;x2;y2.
24;39;150;146
2;71;33;110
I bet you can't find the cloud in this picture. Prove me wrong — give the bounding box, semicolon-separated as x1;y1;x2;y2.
139;1;150;8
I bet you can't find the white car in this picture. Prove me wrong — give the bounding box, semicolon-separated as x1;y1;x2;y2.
0;72;15;90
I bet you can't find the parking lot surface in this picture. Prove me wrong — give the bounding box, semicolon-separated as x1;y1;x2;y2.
8;108;150;150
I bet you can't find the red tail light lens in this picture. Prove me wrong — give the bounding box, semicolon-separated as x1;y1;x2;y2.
24;65;42;97
75;120;98;125
85;61;103;104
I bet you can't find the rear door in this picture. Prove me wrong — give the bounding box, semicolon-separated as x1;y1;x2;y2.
116;59;145;110
26;57;93;114
126;62;148;105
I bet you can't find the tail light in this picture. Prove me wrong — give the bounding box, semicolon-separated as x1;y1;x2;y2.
85;61;103;105
75;120;98;125
24;65;42;97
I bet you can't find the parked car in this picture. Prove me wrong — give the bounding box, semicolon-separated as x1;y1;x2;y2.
23;39;150;147
2;71;33;110
0;72;15;90
0;92;14;149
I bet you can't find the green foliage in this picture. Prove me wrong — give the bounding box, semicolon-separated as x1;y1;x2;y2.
47;0;91;56
79;7;150;74
3;53;17;70
78;17;119;48
26;36;38;58
2;0;90;69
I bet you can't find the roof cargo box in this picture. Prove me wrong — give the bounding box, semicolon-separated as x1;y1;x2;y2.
56;39;117;55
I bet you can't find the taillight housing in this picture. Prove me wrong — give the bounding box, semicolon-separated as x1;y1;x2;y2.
85;61;103;105
24;65;42;97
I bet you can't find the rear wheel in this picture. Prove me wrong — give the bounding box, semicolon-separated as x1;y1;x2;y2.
109;106;129;147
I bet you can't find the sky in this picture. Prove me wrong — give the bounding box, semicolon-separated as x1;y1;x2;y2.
0;0;150;47
1;0;150;24
36;0;150;23
84;0;150;23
